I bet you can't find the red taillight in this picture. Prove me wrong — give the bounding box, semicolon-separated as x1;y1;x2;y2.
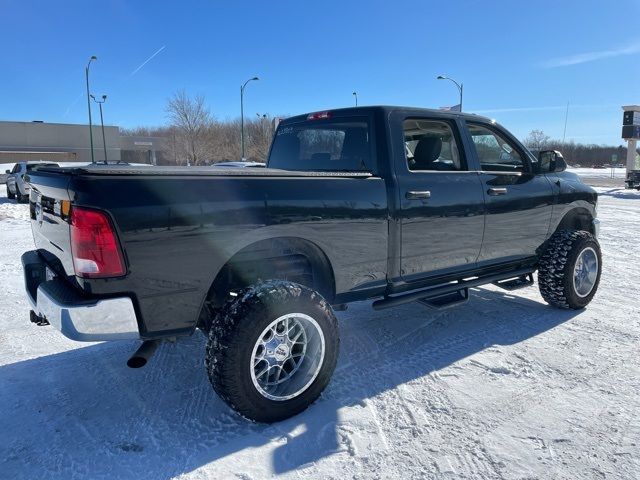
70;207;125;278
306;111;332;120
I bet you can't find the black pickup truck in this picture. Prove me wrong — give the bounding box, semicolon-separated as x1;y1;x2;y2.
22;106;601;422
626;170;640;190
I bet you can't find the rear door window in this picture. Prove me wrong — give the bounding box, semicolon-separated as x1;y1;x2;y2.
403;119;466;171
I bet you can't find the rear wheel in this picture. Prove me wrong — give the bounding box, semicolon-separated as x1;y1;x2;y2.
538;230;602;309
205;280;339;422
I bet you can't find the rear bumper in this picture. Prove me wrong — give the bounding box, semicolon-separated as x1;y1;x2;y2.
21;250;140;342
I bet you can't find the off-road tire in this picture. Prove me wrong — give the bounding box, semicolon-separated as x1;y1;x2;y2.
6;186;15;200
205;280;339;423
538;230;601;309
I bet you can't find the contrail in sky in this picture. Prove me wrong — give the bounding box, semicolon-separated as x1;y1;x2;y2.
130;46;166;76
474;104;617;115
62;92;85;118
540;41;640;68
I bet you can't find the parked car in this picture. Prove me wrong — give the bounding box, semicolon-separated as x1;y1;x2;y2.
0;167;11;185
6;161;59;202
212;161;266;168
626;170;640;190
21;106;601;423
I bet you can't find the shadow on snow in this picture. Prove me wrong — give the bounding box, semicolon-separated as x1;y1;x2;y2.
596;187;640;200
0;288;580;479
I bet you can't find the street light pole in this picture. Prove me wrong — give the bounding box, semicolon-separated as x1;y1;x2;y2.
240;76;259;160
437;75;463;112
91;94;108;162
352;91;358;106
85;55;97;163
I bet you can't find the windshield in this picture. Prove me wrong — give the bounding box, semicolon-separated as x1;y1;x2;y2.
26;163;59;171
268;118;371;171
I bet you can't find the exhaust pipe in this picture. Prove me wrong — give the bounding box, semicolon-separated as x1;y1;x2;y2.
127;340;160;368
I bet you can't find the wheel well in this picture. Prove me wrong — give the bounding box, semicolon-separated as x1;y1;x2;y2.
555;208;594;235
204;237;336;313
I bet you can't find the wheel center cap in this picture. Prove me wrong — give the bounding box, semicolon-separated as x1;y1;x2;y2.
274;343;290;362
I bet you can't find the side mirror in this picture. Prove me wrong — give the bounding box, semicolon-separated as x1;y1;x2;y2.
538;150;566;173
5;170;9;174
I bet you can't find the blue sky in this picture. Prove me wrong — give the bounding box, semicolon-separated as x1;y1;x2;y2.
1;0;638;145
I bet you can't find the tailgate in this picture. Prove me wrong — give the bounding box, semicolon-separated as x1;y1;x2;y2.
26;169;75;277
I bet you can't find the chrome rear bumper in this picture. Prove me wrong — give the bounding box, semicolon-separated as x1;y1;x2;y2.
22;250;139;342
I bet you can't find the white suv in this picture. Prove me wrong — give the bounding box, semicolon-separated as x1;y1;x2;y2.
5;161;59;202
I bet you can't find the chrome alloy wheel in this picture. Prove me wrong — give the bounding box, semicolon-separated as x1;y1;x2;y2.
573;247;599;298
250;313;325;401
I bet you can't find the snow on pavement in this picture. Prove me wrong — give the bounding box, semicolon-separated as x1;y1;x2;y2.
1;187;640;479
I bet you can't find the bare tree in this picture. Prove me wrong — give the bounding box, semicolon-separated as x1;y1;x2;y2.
166;90;213;165
524;129;551;151
124;96;283;164
122;118;638;168
246;115;275;161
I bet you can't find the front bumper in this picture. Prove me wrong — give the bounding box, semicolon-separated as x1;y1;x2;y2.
21;250;140;342
593;218;600;238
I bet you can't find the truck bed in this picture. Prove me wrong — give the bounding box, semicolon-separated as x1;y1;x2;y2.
25;165;389;338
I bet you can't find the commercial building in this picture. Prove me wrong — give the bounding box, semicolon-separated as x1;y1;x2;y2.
0;120;165;165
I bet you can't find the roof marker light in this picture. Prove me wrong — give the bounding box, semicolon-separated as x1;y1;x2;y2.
306;111;332;120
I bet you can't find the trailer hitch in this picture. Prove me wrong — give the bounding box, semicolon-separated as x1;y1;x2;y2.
29;310;50;326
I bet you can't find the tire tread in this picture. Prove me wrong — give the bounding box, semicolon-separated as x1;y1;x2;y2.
538;229;601;309
204;280;339;422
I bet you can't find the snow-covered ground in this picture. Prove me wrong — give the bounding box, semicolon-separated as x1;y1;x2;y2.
1;186;640;480
568;167;627;179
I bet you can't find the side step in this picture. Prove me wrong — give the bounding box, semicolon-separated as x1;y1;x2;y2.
372;267;534;311
418;288;469;310
492;273;534;291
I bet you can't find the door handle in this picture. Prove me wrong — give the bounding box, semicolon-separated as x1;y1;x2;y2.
406;190;431;200
487;187;508;196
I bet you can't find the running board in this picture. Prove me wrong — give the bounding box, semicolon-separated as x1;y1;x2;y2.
372;268;534;311
492;273;534;291
418;288;469;310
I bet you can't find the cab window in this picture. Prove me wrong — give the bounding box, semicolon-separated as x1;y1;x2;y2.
269;118;371;171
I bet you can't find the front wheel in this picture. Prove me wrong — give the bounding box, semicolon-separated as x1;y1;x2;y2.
538;230;602;309
6;186;15;200
205;280;339;423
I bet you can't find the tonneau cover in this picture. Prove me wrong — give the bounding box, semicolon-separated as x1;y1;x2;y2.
36;165;373;178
